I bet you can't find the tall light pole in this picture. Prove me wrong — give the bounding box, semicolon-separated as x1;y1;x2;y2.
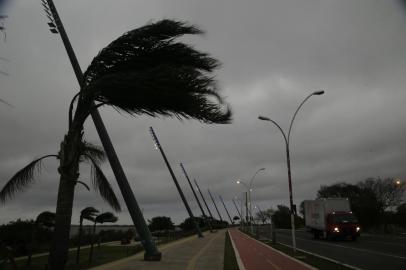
150;127;203;238
194;179;216;229
258;90;324;253
236;167;265;224
208;189;223;222
180;163;213;232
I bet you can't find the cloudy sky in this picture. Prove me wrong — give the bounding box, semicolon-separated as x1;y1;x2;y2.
1;0;406;225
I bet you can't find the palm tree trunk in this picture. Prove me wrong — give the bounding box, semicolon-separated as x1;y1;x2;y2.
75;217;83;264
48;129;83;269
27;223;36;266
89;221;97;263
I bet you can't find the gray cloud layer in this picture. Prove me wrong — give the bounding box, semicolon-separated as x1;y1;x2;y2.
1;0;405;225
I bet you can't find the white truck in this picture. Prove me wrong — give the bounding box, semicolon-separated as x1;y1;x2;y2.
303;198;360;240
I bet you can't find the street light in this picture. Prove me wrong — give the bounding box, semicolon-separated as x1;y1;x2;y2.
237;168;265;221
258;90;324;253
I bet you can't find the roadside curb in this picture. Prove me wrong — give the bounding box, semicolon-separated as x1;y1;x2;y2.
227;230;246;270
277;241;363;270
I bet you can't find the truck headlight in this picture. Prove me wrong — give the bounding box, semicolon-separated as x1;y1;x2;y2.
356;227;360;232
334;227;340;232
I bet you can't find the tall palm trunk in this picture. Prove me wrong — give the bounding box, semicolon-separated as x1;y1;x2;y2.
75;216;84;264
48;126;83;269
89;220;97;263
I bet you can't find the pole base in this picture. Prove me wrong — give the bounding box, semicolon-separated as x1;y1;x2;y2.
144;251;162;261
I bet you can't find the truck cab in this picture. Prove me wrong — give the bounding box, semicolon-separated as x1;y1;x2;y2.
326;211;360;240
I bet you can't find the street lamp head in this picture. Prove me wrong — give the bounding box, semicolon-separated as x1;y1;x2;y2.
258;115;270;121
236;180;241;184
259;168;265;171
313;90;325;95
395;179;401;185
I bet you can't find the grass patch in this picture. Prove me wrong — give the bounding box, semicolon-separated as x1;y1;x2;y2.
223;232;239;270
3;244;143;270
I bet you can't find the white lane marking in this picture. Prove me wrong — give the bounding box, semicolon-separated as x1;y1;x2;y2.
363;240;406;248
279;235;406;261
265;258;282;270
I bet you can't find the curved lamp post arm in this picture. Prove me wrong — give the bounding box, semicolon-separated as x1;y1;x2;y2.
249;168;265;190
287;90;324;143
258;116;288;147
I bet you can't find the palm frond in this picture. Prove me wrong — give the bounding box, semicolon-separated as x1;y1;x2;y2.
36;211;56;227
86;155;121;212
95;212;118;224
80;141;105;164
82;19;231;124
0;155;58;204
81;206;99;222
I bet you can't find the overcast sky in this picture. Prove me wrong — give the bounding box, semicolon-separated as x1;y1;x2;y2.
1;0;406;225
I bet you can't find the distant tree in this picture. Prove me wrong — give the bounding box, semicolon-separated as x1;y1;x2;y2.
76;207;99;264
272;205;303;228
358;177;405;211
0;219;33;256
89;212;118;262
179;217;206;231
317;182;381;229
148;216;174;232
233;216;240;223
395;203;406;228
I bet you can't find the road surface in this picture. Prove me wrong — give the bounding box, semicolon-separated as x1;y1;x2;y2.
276;229;406;270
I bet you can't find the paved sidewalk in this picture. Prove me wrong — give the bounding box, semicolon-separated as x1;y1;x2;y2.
229;229;315;270
91;230;226;270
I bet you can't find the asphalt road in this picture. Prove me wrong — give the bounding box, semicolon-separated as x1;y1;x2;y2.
275;229;406;270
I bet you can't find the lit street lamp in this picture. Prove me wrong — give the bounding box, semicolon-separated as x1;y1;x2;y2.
236;168;265;225
258;90;324;253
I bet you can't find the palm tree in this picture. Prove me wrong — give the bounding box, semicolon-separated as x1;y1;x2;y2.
88;212;118;263
0;19;231;269
76;207;99;264
27;211;56;266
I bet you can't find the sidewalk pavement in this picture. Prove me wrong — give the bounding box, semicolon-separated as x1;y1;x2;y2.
229;228;316;270
90;229;226;270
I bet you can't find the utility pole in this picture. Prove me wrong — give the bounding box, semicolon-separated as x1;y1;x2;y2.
149;127;203;238
42;0;160;261
219;195;233;225
208;189;223;221
180;163;213;232
194;179;216;230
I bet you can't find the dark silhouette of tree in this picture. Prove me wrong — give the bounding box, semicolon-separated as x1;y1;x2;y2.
0;19;231;269
76;207;99;264
88;212;118;262
27;211;55;266
148;216;174;232
317;179;405;230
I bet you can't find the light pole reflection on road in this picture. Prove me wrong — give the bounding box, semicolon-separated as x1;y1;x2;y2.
258;90;324;253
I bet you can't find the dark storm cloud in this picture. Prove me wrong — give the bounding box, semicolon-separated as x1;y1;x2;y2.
1;0;406;225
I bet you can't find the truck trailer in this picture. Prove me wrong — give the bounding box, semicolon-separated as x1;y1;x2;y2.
303;198;360;241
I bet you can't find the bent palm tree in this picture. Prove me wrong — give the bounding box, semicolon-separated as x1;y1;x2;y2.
88;212;118;262
1;19;231;269
27;211;56;266
76;207;99;264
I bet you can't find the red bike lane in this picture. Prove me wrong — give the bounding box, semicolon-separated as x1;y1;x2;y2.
228;229;315;270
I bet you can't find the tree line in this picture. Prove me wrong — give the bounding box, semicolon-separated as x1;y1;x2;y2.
254;177;405;232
